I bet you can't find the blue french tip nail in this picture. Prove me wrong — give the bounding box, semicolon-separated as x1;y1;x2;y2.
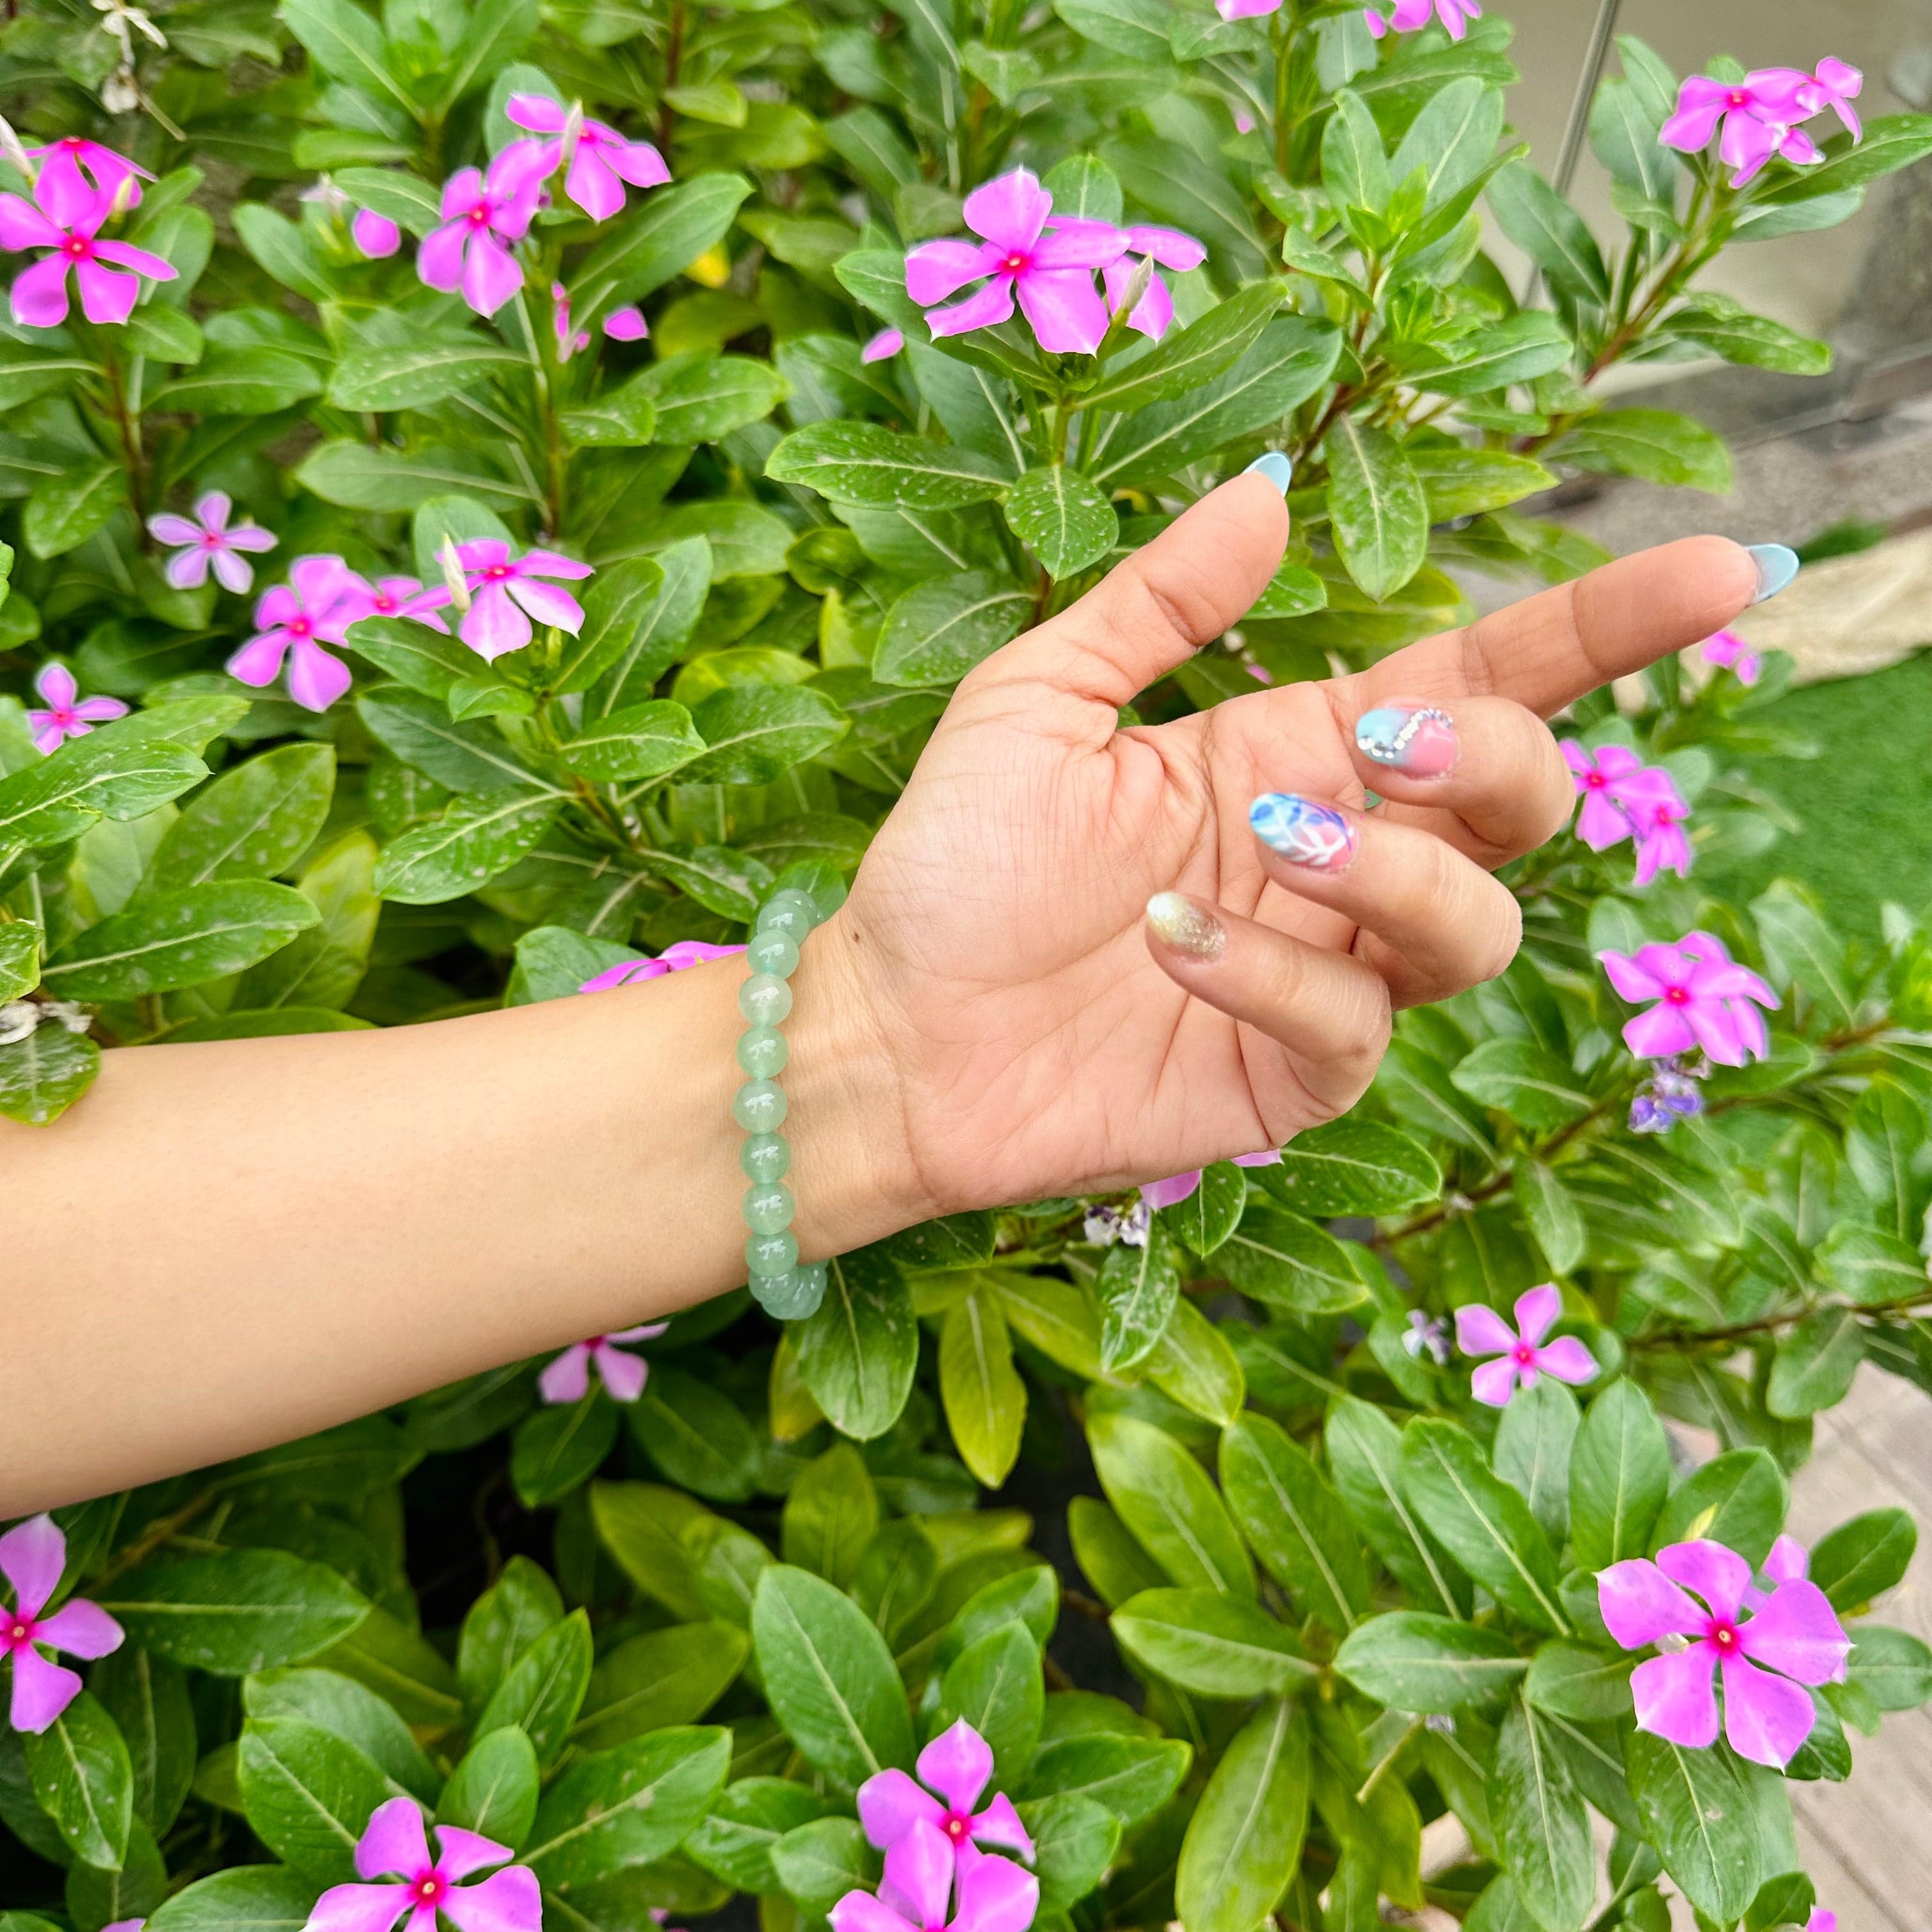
1746;544;1799;604
1244;451;1294;495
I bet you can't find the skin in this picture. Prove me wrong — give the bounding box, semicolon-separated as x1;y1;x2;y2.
0;477;1761;1512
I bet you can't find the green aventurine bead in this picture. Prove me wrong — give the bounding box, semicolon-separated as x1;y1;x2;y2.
740;1133;791;1183
746;1228;799;1275
747;929;800;978
733;1079;788;1133
737;1024;788;1079
739;973;793;1026
744;1181;795;1235
756;895;815;944
747;1260;827;1321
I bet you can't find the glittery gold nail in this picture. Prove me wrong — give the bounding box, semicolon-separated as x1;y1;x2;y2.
1146;891;1227;962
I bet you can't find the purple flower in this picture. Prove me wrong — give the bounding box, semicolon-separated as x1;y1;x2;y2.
604;305;649;341
352;208;401;258
1455;1284;1597;1407
1098;224;1205;341
905;169;1126;356
1598;930;1780;1066
24;139;151;218
857;1719;1036;1874
26;663;126;755
1799;57;1863;139
1403;1312;1450;1365
0;174;176;328
146;491;279;594
505;96;671;221
1660;71;1831;187
1137;1149;1280;1215
2;1515;123;1735
538;1322;668;1405
862;327;903;363
228;556;364;714
1084;1199;1151;1248
831;1819;1038;1932
342;574;453;633
579;940;746;993
550;282;591;362
1558;741;1683;853
417;146;548;318
1597;1538;1850;1768
304;1796;542;1932
1627;1056;1706;1135
1700;629;1761;686
1631;793;1692;887
452;540;594;661
1365;0;1481;40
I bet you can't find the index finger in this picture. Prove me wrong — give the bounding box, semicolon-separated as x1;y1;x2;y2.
1349;536;1771;720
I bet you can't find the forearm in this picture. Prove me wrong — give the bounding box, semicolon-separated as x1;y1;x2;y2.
0;924;919;1514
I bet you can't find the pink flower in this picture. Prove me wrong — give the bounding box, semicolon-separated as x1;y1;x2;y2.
1660;72;1825;186
342;574;452;632
24;139;151;219
538;1322;668;1405
1744;1533;1808;1611
26;663;127;755
1700;629;1761;686
1138;1149;1281;1214
1598;930;1780;1066
832;1819;1038;1932
1807;1912;1836;1932
1454;1284;1598;1407
452;540;594;661
2;1515;123;1735
1631;794;1692;887
862;327;903;363
857;1719;1036;1874
147;491;279;594
505;95;671;221
305;1795;542;1932
351;208;401;259
1597;1538;1850;1768
551;282;591;362
1232;107;1257;134
1558;741;1682;852
228;556;364;713
579;940;747;992
905;169;1126;356
417;145;549;318
101;1921;146;1932
1098;224;1204;341
1365;0;1481;40
604;305;649;341
0;174;177;328
1799;57;1863;140
1215;0;1280;20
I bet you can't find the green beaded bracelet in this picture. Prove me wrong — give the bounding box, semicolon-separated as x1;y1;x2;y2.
737;888;829;1321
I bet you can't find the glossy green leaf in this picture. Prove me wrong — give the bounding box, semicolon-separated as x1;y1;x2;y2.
1174;1698;1310;1932
1087;1412;1253;1597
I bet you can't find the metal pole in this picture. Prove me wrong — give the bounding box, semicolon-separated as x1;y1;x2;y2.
1552;0;1627;196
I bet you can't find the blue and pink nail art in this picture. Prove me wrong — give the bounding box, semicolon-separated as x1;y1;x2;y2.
1249;793;1358;870
1354;703;1457;777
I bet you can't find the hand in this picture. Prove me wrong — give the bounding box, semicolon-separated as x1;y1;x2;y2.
813;473;1761;1229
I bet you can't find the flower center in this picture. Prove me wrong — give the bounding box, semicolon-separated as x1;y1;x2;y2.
468;206;489;226
1584;771;1606;788
201;532;222;548
62;236;89;259
1664;985;1690;1004
414;1874;448;1906
482;564;514;581
1000;252;1027;274
944;1814;969;1840
375;592;397;611
3;1618;33;1648
287;617;312;640
1708;1620;1739;1652
1728;88;1750;107
1512;1344;1535;1366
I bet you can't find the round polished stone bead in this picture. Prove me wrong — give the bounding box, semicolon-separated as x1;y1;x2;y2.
744;1181;795;1235
732;1078;788;1133
746;1228;799;1276
740;1132;791;1183
747;1259;827;1321
755;894;815;944
738;972;793;1026
746;928;800;979
737;1024;789;1079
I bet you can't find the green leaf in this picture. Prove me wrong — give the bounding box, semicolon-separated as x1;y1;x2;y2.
751;1565;914;1789
568;174;755;325
1094;1233;1181;1372
438;1726;539;1848
1066;1497;1167;1611
153;350;324;416
1144;1297;1246;1428
98;1551;369;1675
1022;1728;1188;1823
42;882;318;1000
510;1398;620;1510
1493;1697;1594;1932
636;351;790;444
1758;113;1932;204
1264;1120;1440;1216
1409;447;1558;522
0;1025;101;1125
523;1726;732;1892
1326;418;1428;601
940;1290;1027;1488
1079;282;1284;413
1494;1378;1579;1545
1020;1791;1121;1912
475;1611;594;1764
1334;1613;1526;1712
374;790;558;903
1544;408;1731;494
1322;89;1392;211
1087;1411;1254;1597
770;1816;879;1913
236;1719;389;1883
1328;1394;1467;1616
22;1692;132;1871
144;1864;316;1932
1390;76;1505;210
1218;1204;1370;1313
1625;1730;1760;1924
1516;1160;1585;1275
1809;1508;1916;1611
0;923;38;1004
326;336;523;411
280;0;410;105
1450;1039;1593;1130
1219;1413;1368;1635
458;1557;563;1718
24;463;126;560
1174;1698;1310;1932
782;1444;878;1588
1568;1380;1670;1570
1003;466;1118;579
1158;1161;1247;1258
630;1367;763;1503
767;422;1013;509
686;1778;832;1893
146;745;335;893
93;1648;197;1836
1666;297;1830;376
937;1621;1044;1786
242;1670;437;1802
1522;1642;1634;1724
873;571;1032;687
574;1621;749;1754
1410;314;1572;398
793;1248;918;1441
358;687;549;793
1112;1589;1314;1698
684;684;848;784
1485;164;1608;302
1767;1306;1864;1417
558;701;704;781
1652;1448;1788;1567
1846;1625;1932;1712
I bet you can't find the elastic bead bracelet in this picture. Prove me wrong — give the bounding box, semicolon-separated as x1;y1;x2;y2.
736;887;829;1321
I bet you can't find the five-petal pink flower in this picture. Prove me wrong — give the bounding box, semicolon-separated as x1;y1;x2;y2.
857;1719;1036;1875
579;940;747;993
1632;794;1692;887
1700;629;1761;686
1598;930;1780;1066
305;1796;542;1932
1365;0;1482;40
1598;1537;1850;1767
1099;224;1205;341
1660;63;1862;188
342;574;453;633
148;491;279;594
538;1322;668;1405
229;556;365;713
832;1818;1038;1932
24;139;151;218
1;1514;124;1735
27;663;127;755
906;170;1126;356
0;172;176;328
1560;741;1683;853
453;540;594;661
1454;1284;1597;1407
505;95;671;221
418;145;549;318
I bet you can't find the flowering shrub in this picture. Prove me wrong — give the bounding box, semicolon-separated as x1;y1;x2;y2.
4;4;1932;1932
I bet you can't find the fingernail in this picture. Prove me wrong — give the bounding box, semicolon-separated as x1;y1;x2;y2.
1746;543;1799;604
1354;702;1457;777
1249;793;1359;871
1243;451;1294;495
1146;891;1227;962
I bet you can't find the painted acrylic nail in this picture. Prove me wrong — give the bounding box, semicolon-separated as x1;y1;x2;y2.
1746;543;1798;604
1146;891;1227;962
1354;702;1457;777
1249;793;1358;871
1243;451;1294;495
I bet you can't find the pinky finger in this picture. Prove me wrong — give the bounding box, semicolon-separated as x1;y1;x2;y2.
1144;891;1392;1116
